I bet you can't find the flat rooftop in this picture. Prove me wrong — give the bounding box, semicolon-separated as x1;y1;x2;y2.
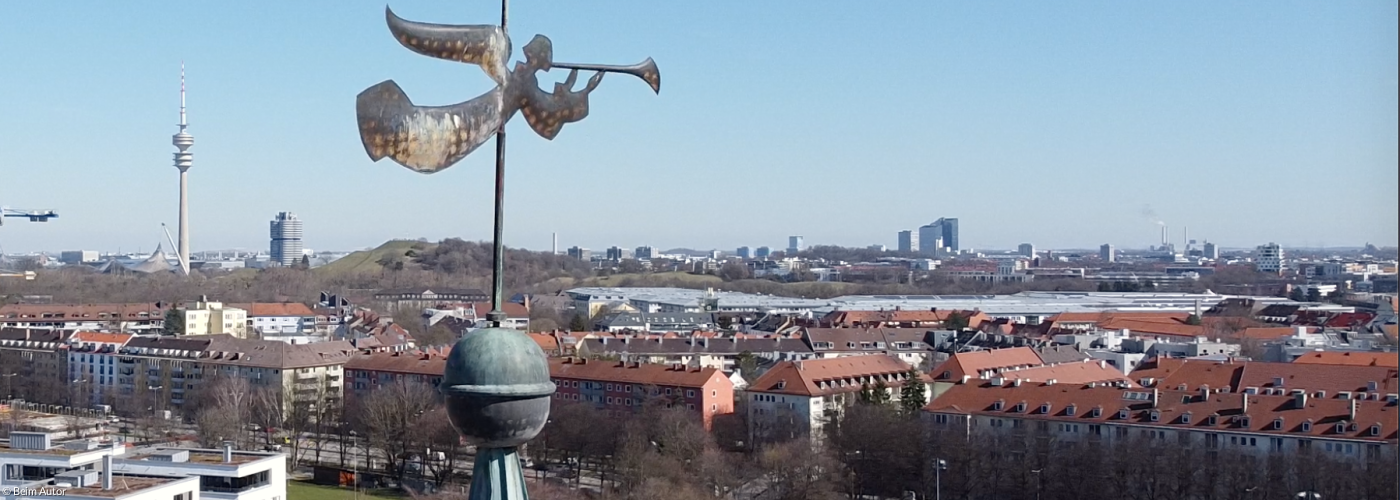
0;442;84;456
127;448;270;465
54;475;182;498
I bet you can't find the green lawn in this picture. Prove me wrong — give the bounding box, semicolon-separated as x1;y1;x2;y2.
286;481;405;500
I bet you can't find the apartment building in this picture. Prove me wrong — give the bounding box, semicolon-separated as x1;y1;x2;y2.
0;329;71;404
343;348;450;406
1255;243;1285;275
180;299;248;338
746;354;926;443
118;446;287;500
373;288;489;314
65;332;134;406
925;378;1398;461
549;358;735;430
0;303;164;333
104;335;353;418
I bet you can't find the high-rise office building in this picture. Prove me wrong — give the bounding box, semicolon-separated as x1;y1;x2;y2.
269;212;304;267
755;246;771;259
1018;243;1035;257
897;230;917;253
788;236;804;254
1202;241;1218;260
1100;244;1115;263
1255;243;1284;274
737;246;751;259
606;246;624;261
568;246;591;261
918;218;959;255
634;246;653;260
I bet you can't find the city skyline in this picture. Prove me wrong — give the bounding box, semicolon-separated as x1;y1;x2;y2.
0;1;1396;254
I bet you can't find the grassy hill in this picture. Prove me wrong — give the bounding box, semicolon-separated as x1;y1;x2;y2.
315;240;430;276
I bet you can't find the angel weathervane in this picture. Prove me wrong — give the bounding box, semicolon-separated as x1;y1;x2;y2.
357;6;660;173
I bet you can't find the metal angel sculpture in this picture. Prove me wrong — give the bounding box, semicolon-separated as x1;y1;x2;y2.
355;7;660;173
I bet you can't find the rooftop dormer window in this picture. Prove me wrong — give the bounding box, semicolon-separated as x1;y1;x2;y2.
1272;418;1283;430
1208;414;1219;426
1116;409;1128;420
1066;404;1077;416
1301;420;1313;432
1179;412;1192;424
1014;402;1027;413
1239;416;1251;428
1040;403;1051;414
992;399;1005;411
1149;411;1160;422
1371;424;1382;437
1335;422;1347;434
1091;406;1103;418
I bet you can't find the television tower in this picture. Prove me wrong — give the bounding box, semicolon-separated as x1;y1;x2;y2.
171;63;194;275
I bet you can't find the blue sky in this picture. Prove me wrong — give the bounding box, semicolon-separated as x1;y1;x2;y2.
1;1;1395;254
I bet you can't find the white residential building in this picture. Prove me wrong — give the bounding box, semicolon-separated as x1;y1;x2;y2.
1;432;285;500
746;355;927;443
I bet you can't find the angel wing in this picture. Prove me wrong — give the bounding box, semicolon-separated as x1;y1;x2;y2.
385;7;511;86
356;80;505;173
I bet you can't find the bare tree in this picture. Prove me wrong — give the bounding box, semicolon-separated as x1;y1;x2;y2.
752;439;844;500
409;407;461;487
190;374;255;448
354;379;439;479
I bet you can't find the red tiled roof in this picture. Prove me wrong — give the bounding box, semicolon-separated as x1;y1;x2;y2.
549;358;726;389
1235;362;1398;394
0;303;163;320
931;347;1044;381
528;333;559;353
748;354;915;397
1131;358;1400;395
925;381;1399;443
1047;312;1189;325
1293;351;1400;369
1098;318;1205;338
1129;357;1241;392
345;349;451;377
70;331;134;345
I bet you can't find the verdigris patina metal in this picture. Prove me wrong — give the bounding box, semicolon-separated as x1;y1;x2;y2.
354;2;659;499
441;327;553;498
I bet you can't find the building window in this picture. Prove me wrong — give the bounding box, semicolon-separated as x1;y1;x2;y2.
687;390;695;398
934;414;949;425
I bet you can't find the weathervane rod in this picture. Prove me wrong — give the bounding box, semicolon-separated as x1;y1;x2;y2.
487;0;509;328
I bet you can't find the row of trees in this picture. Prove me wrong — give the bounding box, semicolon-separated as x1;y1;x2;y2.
407;389;1399;500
